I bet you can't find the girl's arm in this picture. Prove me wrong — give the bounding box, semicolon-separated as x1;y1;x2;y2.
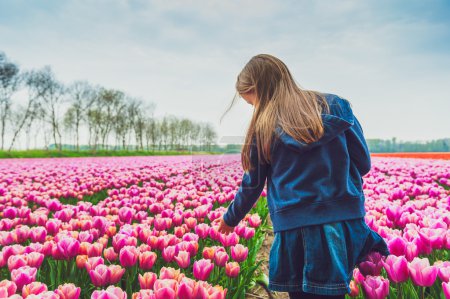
223;141;269;227
345;115;372;176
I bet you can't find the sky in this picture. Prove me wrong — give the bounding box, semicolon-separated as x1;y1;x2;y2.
1;0;449;143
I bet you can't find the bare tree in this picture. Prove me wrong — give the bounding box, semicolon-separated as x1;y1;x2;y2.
0;52;21;150
66;81;97;150
24;66;65;151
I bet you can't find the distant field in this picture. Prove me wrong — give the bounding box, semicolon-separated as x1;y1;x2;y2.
371;152;450;160
0;149;220;159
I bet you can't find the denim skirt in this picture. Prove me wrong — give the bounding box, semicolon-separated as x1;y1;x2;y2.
268;217;390;295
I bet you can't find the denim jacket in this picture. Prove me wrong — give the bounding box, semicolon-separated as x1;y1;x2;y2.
223;93;370;232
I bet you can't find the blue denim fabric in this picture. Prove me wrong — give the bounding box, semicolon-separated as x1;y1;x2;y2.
268;217;390;296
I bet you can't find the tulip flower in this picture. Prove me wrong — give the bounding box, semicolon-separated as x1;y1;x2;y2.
177;277;198;299
26;252;44;269
248;214;261;227
348;280;359;297
56;237;80;260
231;244;248;263
153;279;177;299
174;251;191;269
361;275;389;299
22;282;48;298
8;254;28;271
408;257;438;287
138;272;157;289
358;251;384;276
0;279;17;297
159;267;180;280
139;251;157;270
381;255;409;283
91;286;127;299
103;247;118;263
55;283;81;299
162;246;176;263
214;251;229;267
27;291;60;299
119;246;138;268
89;264;111;287
85;257;104;272
443;281;450;299
11;266;37;290
193;259;214;281
108;265;125;285
225;262;240;278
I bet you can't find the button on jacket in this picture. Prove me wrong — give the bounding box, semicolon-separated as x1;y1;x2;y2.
223;93;371;232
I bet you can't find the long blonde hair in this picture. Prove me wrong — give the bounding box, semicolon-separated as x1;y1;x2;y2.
222;54;330;172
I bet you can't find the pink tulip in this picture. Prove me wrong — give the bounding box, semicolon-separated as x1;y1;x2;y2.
214;251;229;267
159;267;180;280
174;251;190;269
108;265;125;285
177;277;198;299
30;227;47;243
162;246;176;263
0;279;18;297
22;282;47;298
56;237;80;260
408;257;438;287
443;281;450;299
89;264;111;287
8;254;28;271
138;272;157;289
231;244;248;262
248;214;261;227
361;275;389;299
91;286;127;299
55;283;81;299
133;290;156;299
349;280;359;297
387;236;407;256
225;262;240;278
119;246;138;268
153;279;177;299
139;251;157;270
242;227;255;240
193;259;214;281
118;207;134;224
11;266;37;290
195;224;210;239
85;257;104;272
26;252;44;269
27;291;60;299
219;232;239;247
202;247;215;260
439;266;450;283
381;255;409;283
103;247;118;262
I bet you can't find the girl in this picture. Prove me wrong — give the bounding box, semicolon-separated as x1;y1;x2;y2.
218;54;390;298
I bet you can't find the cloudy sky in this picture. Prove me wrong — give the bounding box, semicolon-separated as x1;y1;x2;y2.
1;0;449;143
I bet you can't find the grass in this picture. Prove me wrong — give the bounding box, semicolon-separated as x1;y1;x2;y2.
0;149;222;159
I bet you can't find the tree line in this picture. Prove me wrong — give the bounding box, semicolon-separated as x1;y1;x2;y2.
0;52;217;152
366;137;450;153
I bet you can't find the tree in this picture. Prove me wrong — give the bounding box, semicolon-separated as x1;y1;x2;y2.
24;66;65;151
0;52;21;150
66;81;97;150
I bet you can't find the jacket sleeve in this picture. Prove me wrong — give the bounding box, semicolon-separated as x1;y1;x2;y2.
345;115;372;176
223;141;268;227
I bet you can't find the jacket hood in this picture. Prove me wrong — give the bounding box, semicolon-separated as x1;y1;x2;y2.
275;93;355;153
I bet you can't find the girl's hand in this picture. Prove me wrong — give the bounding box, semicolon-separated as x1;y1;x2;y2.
218;216;235;235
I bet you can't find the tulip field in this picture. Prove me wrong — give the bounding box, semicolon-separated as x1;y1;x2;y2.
0;155;449;299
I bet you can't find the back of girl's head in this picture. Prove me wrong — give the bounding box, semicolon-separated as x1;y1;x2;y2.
229;54;330;172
